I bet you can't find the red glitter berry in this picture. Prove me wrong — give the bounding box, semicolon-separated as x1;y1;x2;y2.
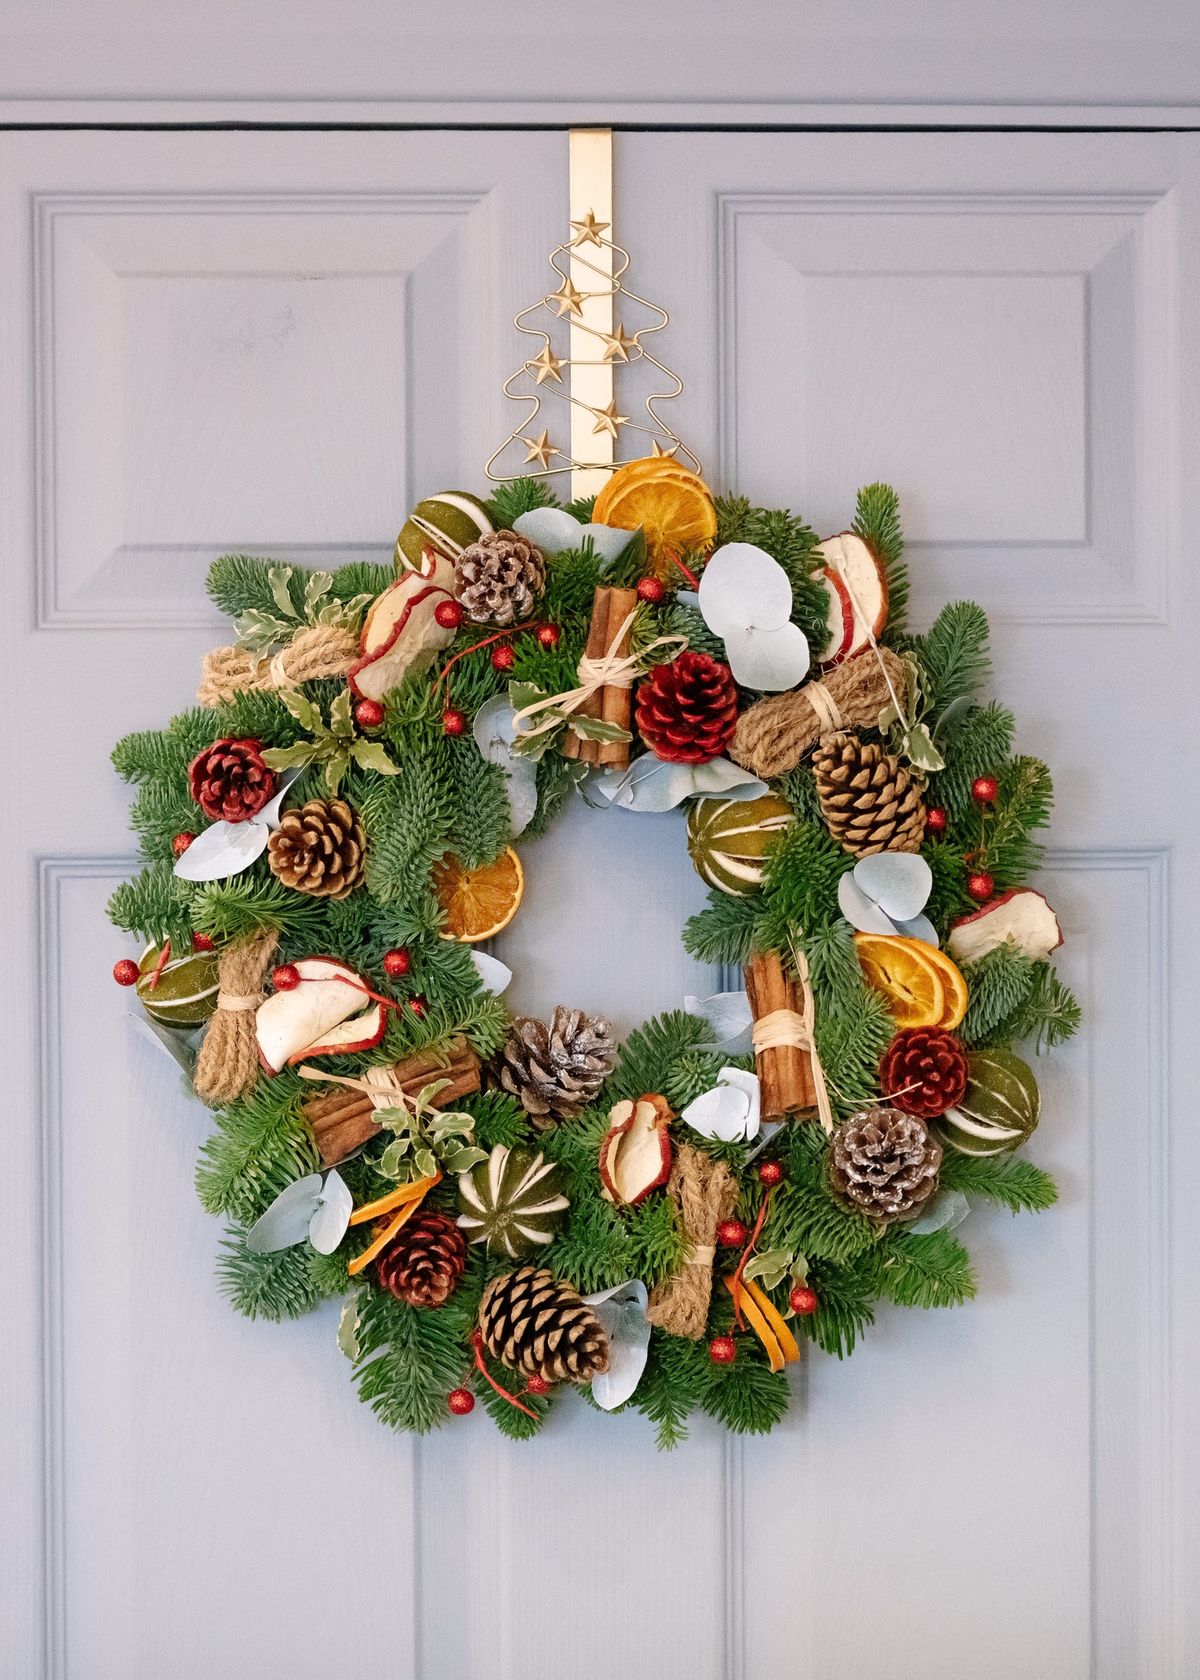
967;871;995;902
535;623;561;648
354;699;385;730
636;576;665;604
447;1388;475;1416
272;964;301;992
757;1160;784;1188
112;958;140;987
383;947;411;978
524;1373;550;1397
716;1218;749;1249
925;807;947;833
172;831;195;857
408;995;428;1017
972;776;999;805
789;1285;819;1316
435;599;465;631
442;708;467;736
490;642;515;672
709;1335;737;1366
191;932;215;953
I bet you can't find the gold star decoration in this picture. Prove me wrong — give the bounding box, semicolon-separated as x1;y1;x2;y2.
527;345;565;385
590;400;629;439
521;430;559;469
649;437;679;458
548;276;585;318
569;209;610;248
600;322;638;363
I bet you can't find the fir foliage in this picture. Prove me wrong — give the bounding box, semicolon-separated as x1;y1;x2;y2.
959;944;1038;1045
852;483;909;637
217;1228;328;1322
912;601;991;717
353;1283;480;1434
196;1079;318;1225
938;1152;1059;1213
996;961;1081;1052
486;476;559;528
874;1230;977;1310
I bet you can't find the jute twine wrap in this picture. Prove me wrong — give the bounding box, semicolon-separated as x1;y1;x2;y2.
193;931;279;1107
729;646;910;780
646;1144;739;1340
196;624;359;707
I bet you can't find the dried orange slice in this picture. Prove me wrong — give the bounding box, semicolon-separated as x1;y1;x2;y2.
433;846;524;942
926;946;969;1030
855;933;946;1029
592;456;717;575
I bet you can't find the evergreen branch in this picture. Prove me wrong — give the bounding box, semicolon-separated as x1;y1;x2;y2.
875;1230;977;1309
196;1080;318;1225
217;1228;326;1321
938;1152;1059;1213
445;738;513;869
486;477;560;528
852;482;909;637
959;944;1038;1045
635;1330;706;1449
995;961;1081;1052
106;861;194;948
191;873;329;944
207;553;301;620
353;1283;478;1435
913;601;991;717
682;887;759;968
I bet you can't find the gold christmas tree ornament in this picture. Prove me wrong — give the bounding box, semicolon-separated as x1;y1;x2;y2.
485;127;699;501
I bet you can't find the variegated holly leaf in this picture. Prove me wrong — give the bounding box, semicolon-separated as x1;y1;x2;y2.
567;715;632;745
898;721;945;774
278;688;324;734
350;739;401;776
235;607;296;653
269;564;297;618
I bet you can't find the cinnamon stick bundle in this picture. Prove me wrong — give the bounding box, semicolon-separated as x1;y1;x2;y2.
563;584;638;769
302;1035;481;1166
744;951;817;1120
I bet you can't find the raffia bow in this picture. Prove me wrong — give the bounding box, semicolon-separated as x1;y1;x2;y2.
510;611;687;749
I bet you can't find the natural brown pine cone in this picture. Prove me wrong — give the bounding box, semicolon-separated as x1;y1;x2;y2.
812;731;926;856
828;1107;942;1223
188;737;276;824
497;1007;616;1125
266;798;366;899
375;1209;468;1308
477;1265;610;1384
455;529;546;625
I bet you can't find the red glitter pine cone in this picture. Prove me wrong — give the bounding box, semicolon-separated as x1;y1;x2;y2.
635;651;739;764
188;737;276;824
879;1027;969;1119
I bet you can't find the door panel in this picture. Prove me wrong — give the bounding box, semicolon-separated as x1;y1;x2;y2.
4;129;1196;1680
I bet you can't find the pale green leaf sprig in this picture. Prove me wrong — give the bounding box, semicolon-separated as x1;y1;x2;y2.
372;1079;489;1184
742;1248;811;1317
234;564;373;655
878;655;946;775
507;680;631;763
262;688;400;795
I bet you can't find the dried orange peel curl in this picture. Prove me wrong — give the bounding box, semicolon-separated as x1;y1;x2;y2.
345;1172;441;1277
723;1274;801;1374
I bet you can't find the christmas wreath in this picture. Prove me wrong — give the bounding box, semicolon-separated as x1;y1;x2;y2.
108;457;1079;1444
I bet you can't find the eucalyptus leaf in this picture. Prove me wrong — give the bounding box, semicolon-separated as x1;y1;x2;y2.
742;1246;794;1291
932;693;975;739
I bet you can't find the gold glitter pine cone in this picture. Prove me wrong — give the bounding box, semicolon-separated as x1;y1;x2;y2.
266;798;367;899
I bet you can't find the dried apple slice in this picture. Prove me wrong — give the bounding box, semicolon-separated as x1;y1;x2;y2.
599;1094;673;1205
947;888;1063;965
816;567;854;665
348;551;459;702
256;957;375;1074
816;532;888;660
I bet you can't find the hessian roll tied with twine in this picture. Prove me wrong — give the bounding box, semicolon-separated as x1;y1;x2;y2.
197;624;359;708
729;644;910;780
510;610;687;750
646;1144;739;1339
193;930;279;1106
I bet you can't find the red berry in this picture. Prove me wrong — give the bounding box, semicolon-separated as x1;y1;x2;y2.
524;1373;550;1396
490;642;516;671
709;1335;737;1366
925;807;947;833
172;831;195;857
383;947;411;978
191;932;215;953
434;599;464;631
447;1387;475;1416
789;1285;819;1317
354;699;385;730
967;871;995;902
636;576;665;604
757;1160;784;1187
716;1219;749;1249
112;958;140;987
535;623;560;648
408;995;428;1017
272;963;302;991
442;708;467;736
972;776;999;805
